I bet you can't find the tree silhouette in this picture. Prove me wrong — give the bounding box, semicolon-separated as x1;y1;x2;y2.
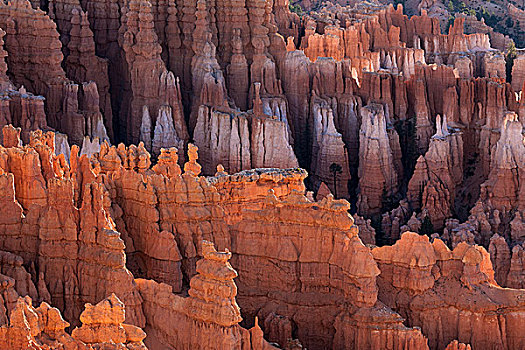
506;41;517;83
329;163;342;198
420;215;434;237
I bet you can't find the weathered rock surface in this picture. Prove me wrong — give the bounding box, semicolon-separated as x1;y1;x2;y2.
0;0;524;349
71;293;147;347
193;89;298;175
2;127;525;349
65;9;113;140
512;52;525;93
357;103;399;216
310;98;351;199
136;241;280;350
407;115;463;229
119;0;189;146
0;294;147;350
0;129;145;328
373;232;525;350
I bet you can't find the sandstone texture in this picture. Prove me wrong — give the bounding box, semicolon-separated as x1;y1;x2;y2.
0;0;523;349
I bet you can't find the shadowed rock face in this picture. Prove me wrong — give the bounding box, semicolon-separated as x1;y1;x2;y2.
0;0;524;349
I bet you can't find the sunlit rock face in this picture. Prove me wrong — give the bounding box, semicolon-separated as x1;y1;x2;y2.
0;0;524;349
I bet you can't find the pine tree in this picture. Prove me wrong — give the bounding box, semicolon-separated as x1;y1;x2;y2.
329;163;342;198
420;215;434;237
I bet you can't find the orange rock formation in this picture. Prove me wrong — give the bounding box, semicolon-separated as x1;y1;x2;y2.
0;0;523;349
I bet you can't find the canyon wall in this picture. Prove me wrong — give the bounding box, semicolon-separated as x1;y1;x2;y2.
0;0;523;349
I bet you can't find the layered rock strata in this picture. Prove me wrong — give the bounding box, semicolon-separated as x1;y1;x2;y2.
373;232;525;350
136;241;280;349
0;126;145;327
357;103;399;216
0;294;147;349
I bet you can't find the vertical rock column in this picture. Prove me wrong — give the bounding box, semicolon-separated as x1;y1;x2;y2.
407;115;463;229
186;240;242;326
357;103;399;216
121;0;189;150
189;0;229;132
281;50;311;166
250;83;298;169
66;9;113;140
0;0;68;128
227;28;249;110
310;97;351;199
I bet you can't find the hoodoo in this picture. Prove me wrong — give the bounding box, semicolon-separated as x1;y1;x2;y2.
0;0;524;349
